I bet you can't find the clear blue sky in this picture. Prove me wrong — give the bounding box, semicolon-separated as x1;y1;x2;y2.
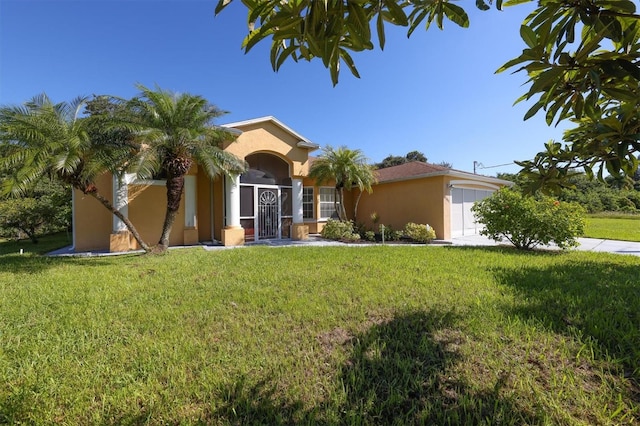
0;0;570;175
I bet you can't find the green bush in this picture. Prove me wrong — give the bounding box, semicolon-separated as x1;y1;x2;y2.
379;224;401;241
472;188;586;250
321;219;360;241
404;222;437;243
364;230;376;242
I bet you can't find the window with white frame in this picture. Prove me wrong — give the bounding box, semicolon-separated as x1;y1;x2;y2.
319;187;338;219
302;187;314;220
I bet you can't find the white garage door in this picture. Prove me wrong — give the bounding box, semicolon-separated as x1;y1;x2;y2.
451;188;493;237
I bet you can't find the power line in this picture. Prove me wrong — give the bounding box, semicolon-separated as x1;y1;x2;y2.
473;161;514;174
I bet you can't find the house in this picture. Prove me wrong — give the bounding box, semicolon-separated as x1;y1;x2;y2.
354;161;513;240
71;117;511;252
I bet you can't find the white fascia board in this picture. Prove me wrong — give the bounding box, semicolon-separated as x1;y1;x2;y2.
221;116;320;150
377;170;514;186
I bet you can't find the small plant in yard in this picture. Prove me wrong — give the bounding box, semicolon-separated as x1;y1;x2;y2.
403;222;436;243
364;230;376;242
472;188;586;250
379;224;401;241
321;219;360;241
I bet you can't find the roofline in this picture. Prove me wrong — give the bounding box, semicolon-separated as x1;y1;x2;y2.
376;169;515;186
221;116;320;150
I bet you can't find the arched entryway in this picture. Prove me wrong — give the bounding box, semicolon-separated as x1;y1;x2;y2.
239;153;293;242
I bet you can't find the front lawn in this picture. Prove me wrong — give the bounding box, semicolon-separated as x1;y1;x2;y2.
584;214;640;242
1;245;638;424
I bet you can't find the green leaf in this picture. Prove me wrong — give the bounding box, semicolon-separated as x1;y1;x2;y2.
523;101;545;121
476;0;491;11
340;49;361;79
377;12;386;49
442;3;470;28
503;0;532;6
520;25;537;48
383;0;409;26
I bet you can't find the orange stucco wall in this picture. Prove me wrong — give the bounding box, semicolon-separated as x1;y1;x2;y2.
355;176;447;239
128;183;184;247
223;121;312;178
73;173;114;252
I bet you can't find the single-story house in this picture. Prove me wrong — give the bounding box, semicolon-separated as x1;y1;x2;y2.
72;116;512;252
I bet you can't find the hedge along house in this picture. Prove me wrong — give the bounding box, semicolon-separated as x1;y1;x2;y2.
353;162;513;240
72;116;338;252
72;117;511;252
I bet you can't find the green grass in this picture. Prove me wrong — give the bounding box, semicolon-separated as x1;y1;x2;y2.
584;214;640;242
1;245;639;424
0;232;72;256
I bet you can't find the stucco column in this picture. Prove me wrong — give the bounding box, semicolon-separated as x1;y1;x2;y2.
222;174;244;245
291;178;308;240
112;173;130;233
110;173;134;252
292;178;303;223
225;174;241;228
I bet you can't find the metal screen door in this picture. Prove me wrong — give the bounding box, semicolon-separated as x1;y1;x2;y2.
258;188;279;239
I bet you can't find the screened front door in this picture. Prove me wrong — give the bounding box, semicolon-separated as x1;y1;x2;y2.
258;188;279;239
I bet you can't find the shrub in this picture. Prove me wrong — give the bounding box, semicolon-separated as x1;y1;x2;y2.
404;222;437;243
321;219;360;241
364;230;376;242
472;188;586;250
379;224;401;241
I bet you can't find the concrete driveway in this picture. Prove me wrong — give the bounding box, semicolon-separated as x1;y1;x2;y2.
450;234;640;256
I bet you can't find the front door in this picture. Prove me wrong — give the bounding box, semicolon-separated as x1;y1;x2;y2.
258;188;279;239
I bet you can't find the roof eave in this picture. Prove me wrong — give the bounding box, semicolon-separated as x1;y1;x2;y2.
376;169;514;186
222;115;319;150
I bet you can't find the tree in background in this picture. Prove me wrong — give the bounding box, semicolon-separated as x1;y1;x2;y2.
0;94;151;251
376;150;428;169
309;146;376;221
215;0;640;187
497;172;640;214
117;85;247;253
0;179;71;243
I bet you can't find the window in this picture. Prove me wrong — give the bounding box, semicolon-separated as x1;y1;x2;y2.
319;187;338;219
302;187;314;220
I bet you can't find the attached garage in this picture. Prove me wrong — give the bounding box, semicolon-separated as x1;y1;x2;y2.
450;187;494;237
354;162;513;241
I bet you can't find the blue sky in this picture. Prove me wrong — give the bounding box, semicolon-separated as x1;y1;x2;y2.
0;0;570;175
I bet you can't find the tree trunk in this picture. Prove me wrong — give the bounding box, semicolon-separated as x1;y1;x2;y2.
88;190;151;252
21;228;38;244
338;187;348;221
156;174;185;252
354;189;363;220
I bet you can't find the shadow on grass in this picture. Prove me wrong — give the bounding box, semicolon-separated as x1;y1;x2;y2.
492;260;640;385
214;310;543;425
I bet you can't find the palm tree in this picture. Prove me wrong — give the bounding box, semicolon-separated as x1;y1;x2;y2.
0;94;151;251
309;146;376;221
121;85;246;253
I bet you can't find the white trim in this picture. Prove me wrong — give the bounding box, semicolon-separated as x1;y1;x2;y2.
292;178;303;223
448;180;500;190
225;174;241;228
131;179;166;186
184;175;197;228
318;187;338;219
221;116;320;150
71;190;76;251
377;169;513;186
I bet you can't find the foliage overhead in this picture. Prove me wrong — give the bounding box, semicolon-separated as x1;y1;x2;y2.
216;0;640;186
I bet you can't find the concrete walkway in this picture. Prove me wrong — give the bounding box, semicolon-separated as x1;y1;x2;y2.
47;234;640;257
450;234;640;256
